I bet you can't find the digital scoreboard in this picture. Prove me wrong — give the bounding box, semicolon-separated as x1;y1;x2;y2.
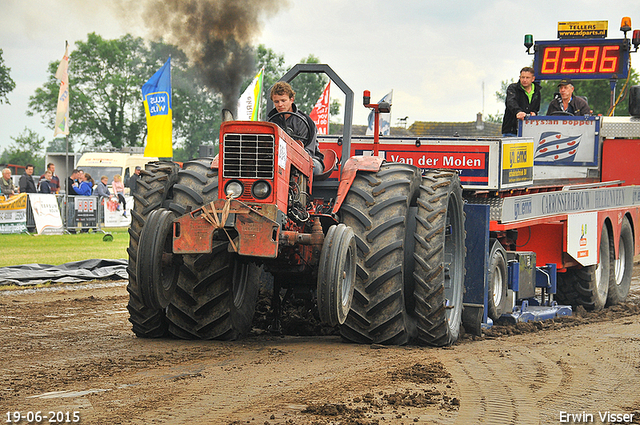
533;38;630;80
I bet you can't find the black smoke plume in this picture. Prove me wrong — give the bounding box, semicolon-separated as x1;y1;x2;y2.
140;0;282;114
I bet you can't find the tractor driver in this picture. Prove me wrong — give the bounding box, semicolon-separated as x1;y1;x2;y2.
268;81;325;175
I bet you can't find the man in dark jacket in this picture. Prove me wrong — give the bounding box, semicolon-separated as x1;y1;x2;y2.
127;166;141;194
268;81;324;174
18;164;37;194
502;67;541;136
546;79;591;116
67;169;80;195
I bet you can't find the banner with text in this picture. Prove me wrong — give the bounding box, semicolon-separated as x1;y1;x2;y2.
29;194;64;235
0;194;28;234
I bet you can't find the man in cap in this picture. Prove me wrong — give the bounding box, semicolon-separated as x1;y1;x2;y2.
546;79;591;116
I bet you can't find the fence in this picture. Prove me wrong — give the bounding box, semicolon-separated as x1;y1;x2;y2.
16;194;133;234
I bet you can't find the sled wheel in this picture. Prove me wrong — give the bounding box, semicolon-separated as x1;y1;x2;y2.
487;239;509;321
607;217;633;305
317;224;357;326
556;225;610;311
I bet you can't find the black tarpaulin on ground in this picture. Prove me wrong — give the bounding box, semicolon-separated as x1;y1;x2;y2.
0;259;128;286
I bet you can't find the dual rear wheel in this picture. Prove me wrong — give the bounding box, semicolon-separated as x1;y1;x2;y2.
339;164;465;346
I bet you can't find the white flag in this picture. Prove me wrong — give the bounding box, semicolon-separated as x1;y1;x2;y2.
366;90;393;136
237;68;264;121
54;43;70;137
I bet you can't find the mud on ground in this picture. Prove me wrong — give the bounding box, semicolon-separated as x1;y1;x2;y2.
1;268;640;424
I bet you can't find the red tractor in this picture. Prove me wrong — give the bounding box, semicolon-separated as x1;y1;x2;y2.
127;64;465;346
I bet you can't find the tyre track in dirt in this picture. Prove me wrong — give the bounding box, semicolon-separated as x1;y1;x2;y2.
1;272;640;424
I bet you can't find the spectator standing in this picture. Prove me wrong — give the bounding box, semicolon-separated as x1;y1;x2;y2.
112;174;127;216
127;166;141;194
67;169;81;195
39;163;60;194
19;164;37;194
39;171;54;193
1;168;16;197
94;175;110;198
501;66;541;137
75;172;94;196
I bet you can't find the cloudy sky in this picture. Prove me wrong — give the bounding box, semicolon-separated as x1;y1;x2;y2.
1;0;638;153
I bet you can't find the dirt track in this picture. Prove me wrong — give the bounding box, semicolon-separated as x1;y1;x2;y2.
1;269;640;425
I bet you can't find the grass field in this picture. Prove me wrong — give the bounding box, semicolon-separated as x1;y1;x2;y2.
0;228;129;268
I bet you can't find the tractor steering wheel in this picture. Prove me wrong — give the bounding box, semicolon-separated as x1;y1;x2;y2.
268;111;312;146
550;111;574;116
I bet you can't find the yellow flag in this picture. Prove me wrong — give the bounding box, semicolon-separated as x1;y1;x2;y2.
142;58;172;157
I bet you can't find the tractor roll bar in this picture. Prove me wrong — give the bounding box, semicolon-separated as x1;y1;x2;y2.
267;63;354;168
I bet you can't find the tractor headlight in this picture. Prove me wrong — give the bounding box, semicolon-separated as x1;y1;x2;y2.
224;181;244;198
251;180;271;199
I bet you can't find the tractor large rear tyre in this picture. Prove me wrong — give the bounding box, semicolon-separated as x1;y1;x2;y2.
166;158;260;340
412;170;465;346
127;161;180;338
339;163;422;345
556;225;610;311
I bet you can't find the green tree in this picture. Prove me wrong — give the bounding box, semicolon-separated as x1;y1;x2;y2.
245;44;287;120
290;54;329;114
0;128;45;172
28;34;151;150
0;49;15;105
46;138;74;153
27;34;221;159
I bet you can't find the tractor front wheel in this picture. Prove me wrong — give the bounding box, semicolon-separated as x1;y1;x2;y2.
127;161;180;338
317;223;357;327
137;208;179;310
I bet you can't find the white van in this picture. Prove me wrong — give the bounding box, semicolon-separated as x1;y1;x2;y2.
75;152;158;191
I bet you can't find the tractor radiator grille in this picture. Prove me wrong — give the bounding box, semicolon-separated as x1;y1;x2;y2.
223;134;275;179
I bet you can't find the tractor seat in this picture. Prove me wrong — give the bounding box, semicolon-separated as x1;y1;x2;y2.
314;148;338;181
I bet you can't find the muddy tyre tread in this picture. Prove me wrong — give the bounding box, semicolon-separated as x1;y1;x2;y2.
127;161;180;338
339;163;422;345
412;170;466;346
165;158;260;340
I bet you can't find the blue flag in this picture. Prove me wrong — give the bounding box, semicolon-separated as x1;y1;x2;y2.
142;58;172;157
